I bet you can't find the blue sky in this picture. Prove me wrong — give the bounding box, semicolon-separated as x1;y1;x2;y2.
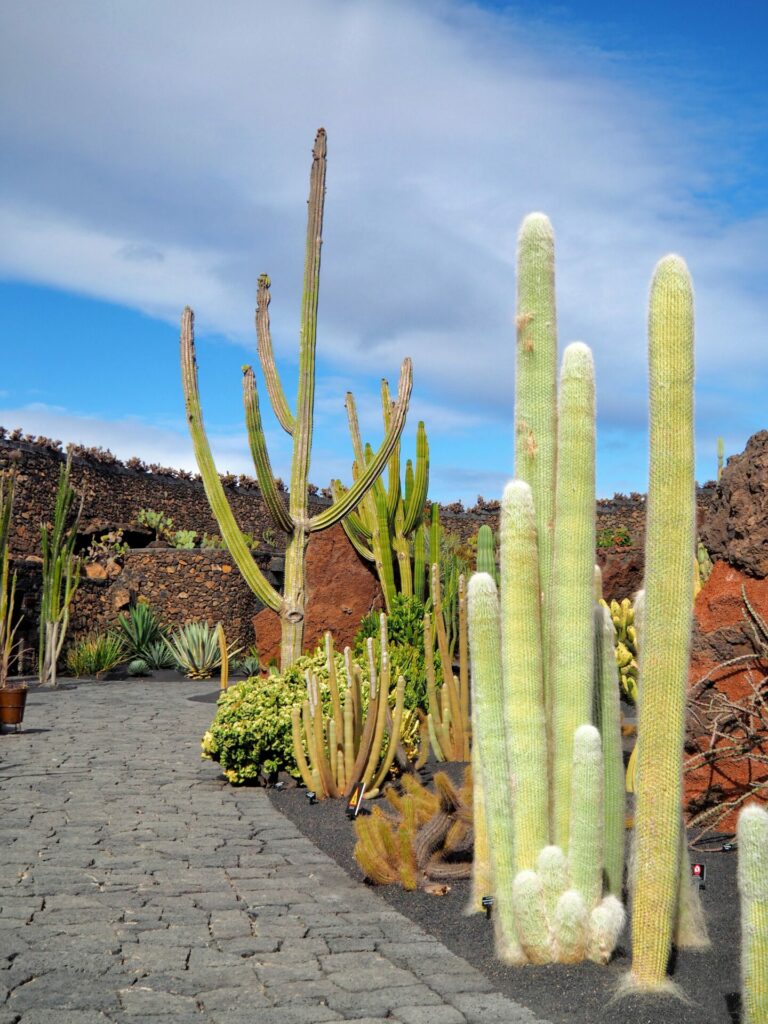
1;0;766;503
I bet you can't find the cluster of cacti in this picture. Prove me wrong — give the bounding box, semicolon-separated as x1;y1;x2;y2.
353;767;473;890
181;129;413;669
424;564;471;762
738;803;768;1024
291;625;405;800
336;382;429;614
39;452;82;686
601;597;639;702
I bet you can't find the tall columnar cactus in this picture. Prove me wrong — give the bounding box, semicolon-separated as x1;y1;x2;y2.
181;130;413;669
499;481;548;870
630;255;696;989
335;382;429;612
0;464;19;688
593;603;625;898
467;212;625;967
515;213;558;711
717;436;725;481
738;803;768;1024
549;343;596;849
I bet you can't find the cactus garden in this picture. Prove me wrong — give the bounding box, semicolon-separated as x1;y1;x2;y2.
2;6;767;1022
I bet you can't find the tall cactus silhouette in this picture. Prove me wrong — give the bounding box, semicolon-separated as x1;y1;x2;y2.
630;255;696;989
181;130;413;668
335;382;429;612
738;803;768;1024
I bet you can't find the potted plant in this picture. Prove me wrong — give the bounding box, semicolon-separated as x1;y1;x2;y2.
0;461;26;730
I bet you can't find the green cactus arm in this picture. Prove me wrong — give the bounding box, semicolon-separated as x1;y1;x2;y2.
429;503;441;578
402;422;429;536
255;273;295;436
631;255;696;990
289;128;327;521
413;526;426;603
515;212;558;698
467;572;526;965
331;481;374;560
594;603;625;898
738;803;768;1024
499;480;549;870
550;343;596;850
372;480;397;612
242;366;294;534
309;357;413;531
180;306;281;612
392;498;413;597
380;379;402;522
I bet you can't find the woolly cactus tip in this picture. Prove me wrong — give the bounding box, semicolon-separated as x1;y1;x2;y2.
653;252;690;279
467;571;498;600
560;342;594;378
738;803;768;900
518;211;554;241
502;478;534;507
537;844;568;873
574;723;601;754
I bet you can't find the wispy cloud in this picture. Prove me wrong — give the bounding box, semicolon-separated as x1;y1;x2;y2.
0;0;765;500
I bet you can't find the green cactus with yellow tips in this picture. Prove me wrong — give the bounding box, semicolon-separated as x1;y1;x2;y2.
181;129;413;669
601;597;639;703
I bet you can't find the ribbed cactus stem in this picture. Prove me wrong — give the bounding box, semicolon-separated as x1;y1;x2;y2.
594;603;625;897
538;845;569;922
500;480;548;869
515;212;558;712
568;724;603;912
469;700;491;914
467;573;525;964
738;803;768;1024
550;342;596;850
476;524;496;577
631;255;696;990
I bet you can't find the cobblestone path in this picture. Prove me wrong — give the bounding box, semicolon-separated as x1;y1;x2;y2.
0;680;548;1024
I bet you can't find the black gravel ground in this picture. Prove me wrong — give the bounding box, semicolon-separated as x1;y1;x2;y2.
267;766;741;1024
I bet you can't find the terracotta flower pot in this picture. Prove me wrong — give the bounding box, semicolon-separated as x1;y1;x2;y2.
0;684;28;730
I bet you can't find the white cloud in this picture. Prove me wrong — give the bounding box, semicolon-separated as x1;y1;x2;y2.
0;0;765;500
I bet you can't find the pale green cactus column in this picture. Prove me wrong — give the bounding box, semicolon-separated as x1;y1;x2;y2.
515;214;558;713
468;572;525;964
550;342;596;849
738;803;768;1024
594;602;625;897
630;255;696;989
499;480;548;869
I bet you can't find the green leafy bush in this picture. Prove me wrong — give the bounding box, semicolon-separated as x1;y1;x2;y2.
202;645;361;783
66;632;125;677
169;529;198;549
596;525;632;548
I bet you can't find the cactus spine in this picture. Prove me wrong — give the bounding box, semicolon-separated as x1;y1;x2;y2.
630;255;696;989
181;130;413;669
550;343;596;849
738;803;768;1024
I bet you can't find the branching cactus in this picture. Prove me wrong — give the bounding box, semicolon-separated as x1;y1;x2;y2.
335;381;429;612
424;565;470;762
181;129;413;668
291;625;405;800
738;803;768;1024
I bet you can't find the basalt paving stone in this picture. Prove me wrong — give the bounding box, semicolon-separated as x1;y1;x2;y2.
0;680;551;1024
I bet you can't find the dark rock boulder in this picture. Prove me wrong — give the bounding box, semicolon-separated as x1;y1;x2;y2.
701;430;768;578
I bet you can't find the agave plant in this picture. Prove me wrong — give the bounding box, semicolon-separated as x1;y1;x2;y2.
117;602;169;665
163;621;242;679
